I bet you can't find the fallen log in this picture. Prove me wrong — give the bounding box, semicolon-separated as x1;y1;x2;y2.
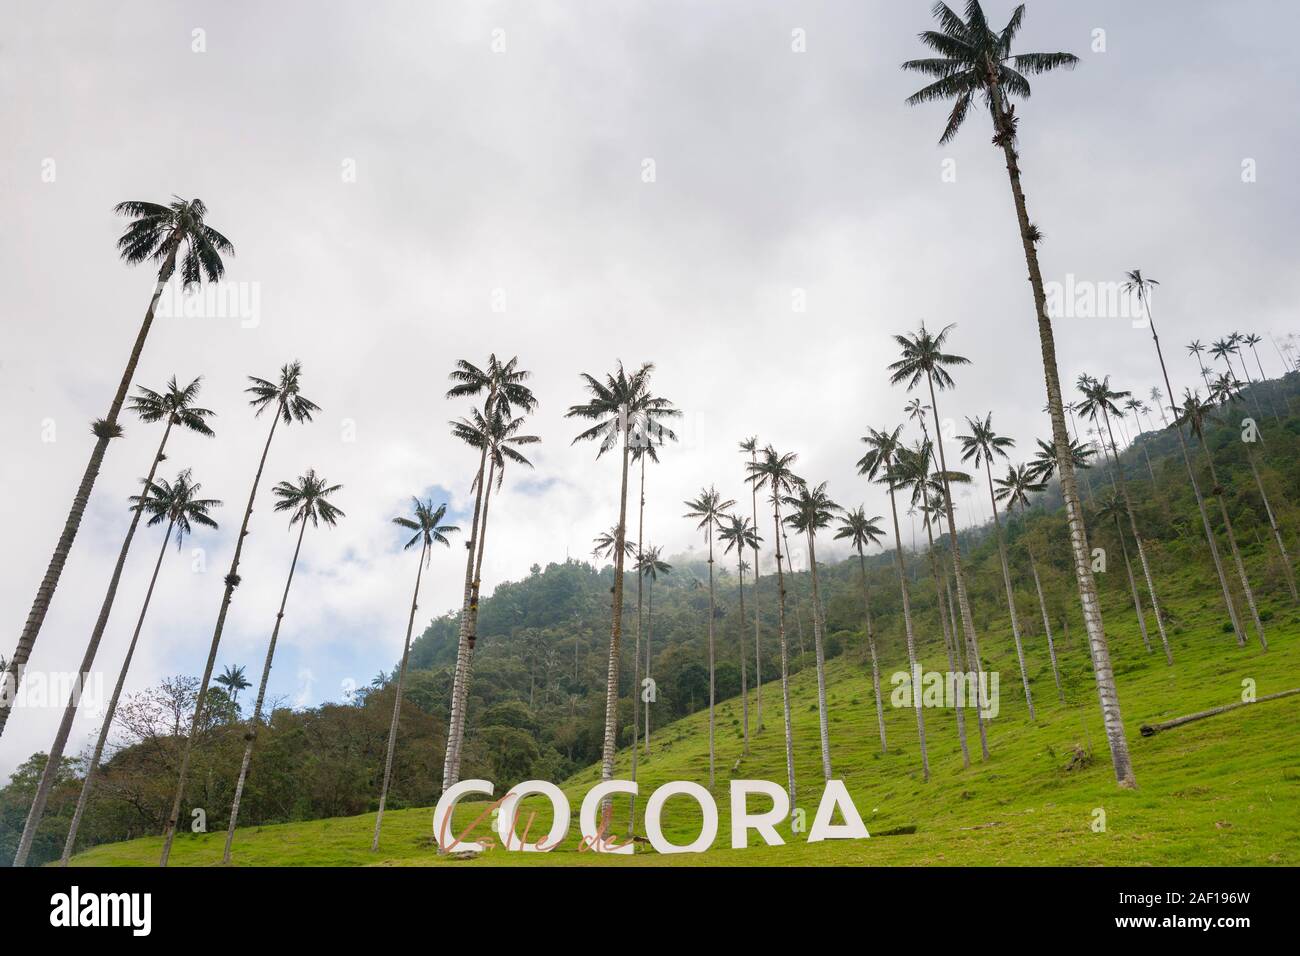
1140;687;1300;737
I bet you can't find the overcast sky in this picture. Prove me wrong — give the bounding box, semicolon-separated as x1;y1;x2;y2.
3;0;1298;778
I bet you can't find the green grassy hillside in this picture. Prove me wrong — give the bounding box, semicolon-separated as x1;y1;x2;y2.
67;575;1300;866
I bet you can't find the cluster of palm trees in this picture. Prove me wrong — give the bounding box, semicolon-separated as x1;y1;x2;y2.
8;1;1300;864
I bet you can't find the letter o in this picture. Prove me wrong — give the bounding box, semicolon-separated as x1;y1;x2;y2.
645;781;718;854
498;780;569;852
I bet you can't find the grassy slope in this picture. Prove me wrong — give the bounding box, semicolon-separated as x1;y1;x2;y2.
68;562;1300;867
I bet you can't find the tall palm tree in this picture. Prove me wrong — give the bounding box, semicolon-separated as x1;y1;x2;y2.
442;356;538;791
994;463;1064;703
444;406;539;787
1;200;231;741
958;412;1036;718
683;487;735;788
1221;334;1266;422
888;322;996;750
1150;387;1169;426
375;499;458;850
1242;332;1282;423
1076;375;1173;664
719;513;761;755
738;438;764;730
160;361;318;865
592;525;636;561
1092;491;1153;654
1124;397;1157;482
566;362;679;805
1187;340;1214;393
1174;391;1268;650
904;2;1135;786
216;665;251;708
224;471;344;863
745;446;803;811
637;546;671;755
858;426;934;775
20;472;220;868
782;481;840;782
834;507;888;753
11;377;215;862
1129;272;1248;646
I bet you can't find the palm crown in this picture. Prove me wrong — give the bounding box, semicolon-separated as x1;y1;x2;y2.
783;481;840;535
683;487;736;535
114;197;234;286
993;463;1045;512
393;499;459;561
1076;374;1130;423
888;322;970;392
635;545;671;581
129;376;216;437
1028;435;1094;482
592;526;636;560
131;469;222;548
447;354;538;418
746;446;802;503
452;406;541;488
958;411;1014;468
272;470;345;528
566;361;680;456
857;425;906;489
901;1;1078;145
834;506;886;552
718;514;762;556
247;361;320;424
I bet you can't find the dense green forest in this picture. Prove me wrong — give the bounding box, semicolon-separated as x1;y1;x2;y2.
5;373;1298;866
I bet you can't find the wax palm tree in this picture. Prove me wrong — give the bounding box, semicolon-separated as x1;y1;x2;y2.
782;481;840;781
888;322;996;747
738;438;764;730
374;499;459;850
592;526;636;561
897;443;973;766
994;464;1064;703
958;412;1035;718
1224;333;1267;422
1077;374;1173;665
49;471;221;867
834;507;888;753
1126;270;1247;647
224;471;344;863
1029;433;1096;504
718;513;761;755
903;3;1135;785
683;487;735;788
159;361;318;865
11;377;216;861
1174;391;1268;649
1150;387;1169;426
1124;397;1157;482
1;200;232;742
1187;340;1214;393
858;427;933;775
442;356;538;790
566;362;679;802
216;666;251;707
1242;332;1282;423
443;404;540;789
746;446;803;810
637;546;671;754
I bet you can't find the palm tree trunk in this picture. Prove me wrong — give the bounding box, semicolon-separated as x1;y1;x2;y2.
446;459;498;787
736;552;750;756
770;499;798;813
1;250;178;742
372;539;428;850
223;516;309;863
804;532;832;782
442;395;494;791
885;477;929;780
989;81;1134;786
644;578;653;755
14;419;176;865
628;456;646;834
1244;448;1297;603
1113;516;1151;653
749;449;762;730
161;402;282;864
56;516;177;866
782;525;807;662
923;519;969;766
1100;408;1172;665
598;440;632;810
1197;442;1267;649
856;549;887;754
706;523;717;788
1250;345;1283;424
984;458;1035;719
1020;523;1064;704
926;380;991;758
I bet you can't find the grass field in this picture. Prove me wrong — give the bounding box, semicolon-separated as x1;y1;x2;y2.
65;567;1300;867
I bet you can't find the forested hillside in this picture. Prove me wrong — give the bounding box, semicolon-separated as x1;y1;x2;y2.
6;374;1300;866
